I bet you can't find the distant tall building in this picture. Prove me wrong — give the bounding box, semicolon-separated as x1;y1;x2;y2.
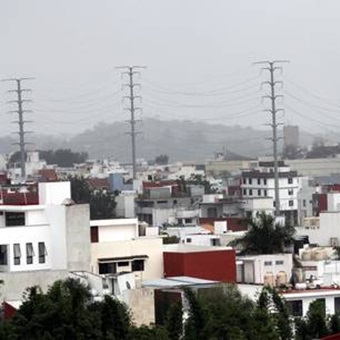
283;125;299;148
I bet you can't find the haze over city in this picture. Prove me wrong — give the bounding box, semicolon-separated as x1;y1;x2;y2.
1;0;340;141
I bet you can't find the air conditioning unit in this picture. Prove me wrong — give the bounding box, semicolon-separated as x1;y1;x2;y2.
330;237;339;247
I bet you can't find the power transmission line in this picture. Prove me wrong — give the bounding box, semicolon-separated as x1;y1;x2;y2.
116;66;146;180
2;77;34;180
255;60;289;217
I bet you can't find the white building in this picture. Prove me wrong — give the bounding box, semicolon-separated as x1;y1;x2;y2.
241;162;300;224
237;254;293;286
0;181;91;300
297;210;340;247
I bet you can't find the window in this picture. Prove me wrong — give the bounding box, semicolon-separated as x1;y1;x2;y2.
303;199;306;208
249;178;252;184
0;245;7;265
264;190;267;196
249;189;253;196
5;212;25;226
258;189;261;196
257;178;261;185
287;300;303;317
243;189;247;196
288;189;293;195
99;262;116;274
26;243;34;264
186;238;192;243
335;297;340;313
117;261;129;267
264;261;272;266
243;178;246;184
264;179;267;185
288;178;293;184
132;260;145;271
38;242;47;264
184;218;192;224
289;200;294;207
13;243;21;265
90;226;99;243
276;260;284;265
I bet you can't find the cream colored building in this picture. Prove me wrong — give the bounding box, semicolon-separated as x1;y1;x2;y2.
90;218;163;287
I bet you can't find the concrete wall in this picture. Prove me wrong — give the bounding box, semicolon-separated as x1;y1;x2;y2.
65;204;91;272
286;158;340;177
0;270;68;301
123;288;155;326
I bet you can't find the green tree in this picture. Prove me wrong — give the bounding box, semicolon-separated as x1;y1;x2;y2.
155;154;169;165
69;176;116;219
165;302;183;340
229;212;295;255
295;299;329;340
128;325;170;340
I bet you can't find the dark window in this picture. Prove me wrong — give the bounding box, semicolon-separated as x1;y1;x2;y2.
0;245;8;265
13;243;21;265
264;190;267;196
257;178;261;185
243;189;247;195
184;218;192;224
117;261;129;267
335;297;340;313
132;260;144;271
186;238;192;243
288;189;293;195
249;189;253;196
26;243;34;264
90;226;99;243
264;261;272;266
38;242;47;264
303;199;306;208
289;200;294;207
276;260;284;265
249;178;252;184
99;262;116;274
264;179;267;185
243;178;246;184
258;189;261;196
287;300;303;316
5;212;25;226
288;178;293;184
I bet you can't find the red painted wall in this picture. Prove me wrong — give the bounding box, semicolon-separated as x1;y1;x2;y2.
163;249;236;283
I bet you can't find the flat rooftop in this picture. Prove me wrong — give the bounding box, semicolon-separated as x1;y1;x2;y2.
163;244;233;253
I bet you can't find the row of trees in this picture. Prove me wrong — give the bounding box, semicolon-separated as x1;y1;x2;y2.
8;149;88;167
1;278;339;339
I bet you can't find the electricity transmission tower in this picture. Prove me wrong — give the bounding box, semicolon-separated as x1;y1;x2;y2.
2;78;34;180
116;66;145;180
255;60;288;216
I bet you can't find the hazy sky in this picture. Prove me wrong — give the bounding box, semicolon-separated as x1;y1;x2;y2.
1;0;340;140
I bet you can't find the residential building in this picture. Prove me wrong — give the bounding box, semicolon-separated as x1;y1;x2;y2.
90;218;163;290
0;181;91;300
241;162;300;224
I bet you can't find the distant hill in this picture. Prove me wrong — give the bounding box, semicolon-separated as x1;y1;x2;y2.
1;118;316;163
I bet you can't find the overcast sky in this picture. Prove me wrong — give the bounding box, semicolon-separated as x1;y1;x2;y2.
1;0;340;139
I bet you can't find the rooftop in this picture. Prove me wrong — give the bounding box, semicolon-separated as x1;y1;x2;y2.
164;244;233;253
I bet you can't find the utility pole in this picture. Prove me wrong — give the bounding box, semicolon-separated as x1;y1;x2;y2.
116;66;145;180
254;60;288;216
2;78;34;180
